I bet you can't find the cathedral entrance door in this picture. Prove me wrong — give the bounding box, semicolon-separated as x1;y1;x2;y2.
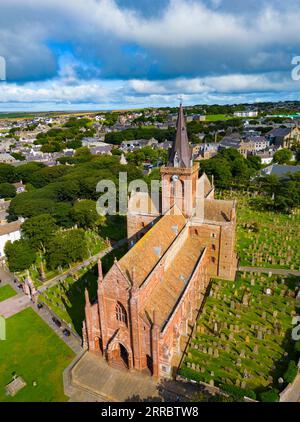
119;343;129;368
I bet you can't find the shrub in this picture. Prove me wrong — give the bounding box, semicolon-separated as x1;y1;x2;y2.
294;340;300;354
260;389;279;402
283;360;298;384
178;366;202;383
220;383;256;401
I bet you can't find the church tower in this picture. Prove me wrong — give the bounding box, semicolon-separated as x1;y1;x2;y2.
161;103;199;217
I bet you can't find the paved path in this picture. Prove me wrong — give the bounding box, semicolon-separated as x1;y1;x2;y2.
239;266;300;277
280;372;300;402
0;294;31;318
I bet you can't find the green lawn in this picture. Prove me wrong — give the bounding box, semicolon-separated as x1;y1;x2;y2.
0;307;74;402
0;285;17;302
205;114;233;121
180;272;300;396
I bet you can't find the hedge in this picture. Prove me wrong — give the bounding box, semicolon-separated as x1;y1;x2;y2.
283;360;298;384
260;389;279;402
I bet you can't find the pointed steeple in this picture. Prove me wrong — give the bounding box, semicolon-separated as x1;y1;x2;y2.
169;103;192;168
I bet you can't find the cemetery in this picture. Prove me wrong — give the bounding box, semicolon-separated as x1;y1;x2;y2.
38;266;98;335
38;244;128;335
179;272;300;400
0;308;74;402
219;190;300;270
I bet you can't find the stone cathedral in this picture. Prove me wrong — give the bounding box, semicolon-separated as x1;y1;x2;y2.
83;104;237;378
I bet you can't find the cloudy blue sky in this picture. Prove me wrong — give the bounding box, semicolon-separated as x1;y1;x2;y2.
0;0;300;111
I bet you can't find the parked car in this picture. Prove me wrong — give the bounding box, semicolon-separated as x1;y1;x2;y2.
37;303;43;309
52;317;62;328
63;328;71;337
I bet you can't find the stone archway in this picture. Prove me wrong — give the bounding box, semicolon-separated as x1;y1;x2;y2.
107;340;133;371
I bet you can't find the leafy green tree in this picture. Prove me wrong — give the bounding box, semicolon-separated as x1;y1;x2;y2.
21;214;58;251
273;148;293;164
15;162;45;183
54;180;80;202
0;183;16;199
247;155;262;170
5;239;36;272
45;229;88;269
0;164;17;183
10;152;26;161
70;200;103;229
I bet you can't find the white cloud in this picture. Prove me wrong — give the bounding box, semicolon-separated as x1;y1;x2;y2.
0;70;299;111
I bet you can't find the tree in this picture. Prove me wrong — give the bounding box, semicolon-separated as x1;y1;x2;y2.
70;200;103;229
54;180;80;202
21;214;58;251
0;183;16;199
45;229;88;269
247;155;262;170
15;162;45;183
5;239;36;272
273;148;293;164
0;164;17;183
10;152;26;161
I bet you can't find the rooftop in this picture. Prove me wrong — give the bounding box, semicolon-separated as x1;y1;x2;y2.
144;233;204;328
119;210;186;287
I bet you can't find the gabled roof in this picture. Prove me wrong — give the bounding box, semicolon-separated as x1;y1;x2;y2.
168;104;192;168
266;128;291;138
144;233;204;328
118;208;186;287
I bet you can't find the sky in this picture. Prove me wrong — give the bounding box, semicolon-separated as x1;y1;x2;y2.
0;0;300;111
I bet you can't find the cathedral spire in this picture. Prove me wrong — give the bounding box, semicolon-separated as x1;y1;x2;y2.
169;102;192;168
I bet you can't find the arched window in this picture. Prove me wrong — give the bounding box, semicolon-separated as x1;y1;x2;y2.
116;302;128;325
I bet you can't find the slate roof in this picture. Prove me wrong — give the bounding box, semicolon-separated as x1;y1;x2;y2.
261;164;300;178
266;128;291;138
168;104;192;168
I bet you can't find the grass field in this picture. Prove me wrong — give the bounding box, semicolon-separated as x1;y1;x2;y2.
0;285;17;302
0;307;74;402
180;272;300;396
205;114;233;121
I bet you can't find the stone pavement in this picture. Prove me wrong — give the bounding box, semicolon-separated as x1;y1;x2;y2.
68;352;159;402
65;352;205;402
280;372;300;402
0;294;30;318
